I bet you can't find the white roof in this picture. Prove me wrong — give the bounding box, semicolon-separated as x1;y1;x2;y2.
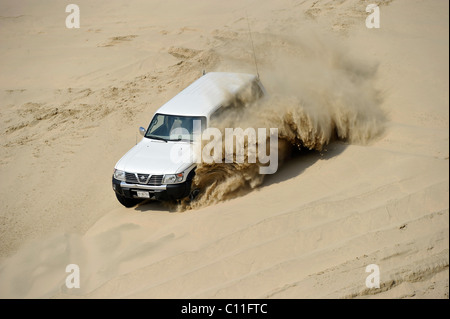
156;72;258;117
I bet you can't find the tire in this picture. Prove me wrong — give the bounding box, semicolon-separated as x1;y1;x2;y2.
115;193;142;208
189;188;200;201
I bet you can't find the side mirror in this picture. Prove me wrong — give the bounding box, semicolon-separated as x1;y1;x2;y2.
139;127;146;136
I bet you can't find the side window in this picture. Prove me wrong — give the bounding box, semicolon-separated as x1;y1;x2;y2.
210;106;226;124
209;79;265;127
240;79;264;103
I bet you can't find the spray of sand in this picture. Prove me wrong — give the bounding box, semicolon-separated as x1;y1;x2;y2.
179;31;386;210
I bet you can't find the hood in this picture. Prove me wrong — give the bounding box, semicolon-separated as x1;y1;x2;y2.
115;138;196;174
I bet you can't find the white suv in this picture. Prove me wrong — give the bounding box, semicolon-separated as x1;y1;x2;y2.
112;72;266;207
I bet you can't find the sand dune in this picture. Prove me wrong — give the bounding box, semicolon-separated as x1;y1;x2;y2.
0;0;448;298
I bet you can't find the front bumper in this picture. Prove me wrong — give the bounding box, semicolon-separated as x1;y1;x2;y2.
112;177;191;200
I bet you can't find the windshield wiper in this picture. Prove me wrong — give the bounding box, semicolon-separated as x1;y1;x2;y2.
167;137;192;142
146;135;168;143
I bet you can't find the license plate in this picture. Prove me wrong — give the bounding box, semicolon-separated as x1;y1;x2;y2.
136;191;150;198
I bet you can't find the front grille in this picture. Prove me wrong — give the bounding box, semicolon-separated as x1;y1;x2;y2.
125;172;163;186
125;172;138;183
148;175;163;185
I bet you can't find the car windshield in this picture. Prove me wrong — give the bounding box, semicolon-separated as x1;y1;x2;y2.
145;113;206;142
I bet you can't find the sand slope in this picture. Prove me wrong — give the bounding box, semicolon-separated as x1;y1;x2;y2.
0;0;448;298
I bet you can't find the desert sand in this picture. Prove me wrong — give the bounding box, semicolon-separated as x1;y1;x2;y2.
0;0;448;299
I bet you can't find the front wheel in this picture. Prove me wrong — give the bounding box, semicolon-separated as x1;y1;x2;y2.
115;193;143;208
189;188;200;201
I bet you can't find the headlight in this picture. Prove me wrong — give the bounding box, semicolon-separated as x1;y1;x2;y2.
162;173;184;184
114;169;126;181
